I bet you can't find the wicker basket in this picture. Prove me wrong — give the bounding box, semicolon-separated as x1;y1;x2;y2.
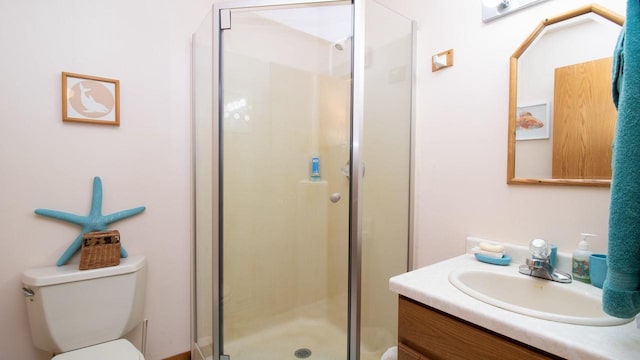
79;230;121;270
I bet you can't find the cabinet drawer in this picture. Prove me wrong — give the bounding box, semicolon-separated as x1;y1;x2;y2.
398;343;425;360
398;296;561;360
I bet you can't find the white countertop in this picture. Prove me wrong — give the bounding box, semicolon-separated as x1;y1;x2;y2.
389;238;640;360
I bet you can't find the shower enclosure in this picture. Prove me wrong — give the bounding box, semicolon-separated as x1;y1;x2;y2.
192;1;414;359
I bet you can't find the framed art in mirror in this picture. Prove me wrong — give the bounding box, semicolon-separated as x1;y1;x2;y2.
516;102;549;141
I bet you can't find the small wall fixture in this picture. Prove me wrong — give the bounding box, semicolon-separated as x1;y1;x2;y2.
432;49;453;72
483;0;550;23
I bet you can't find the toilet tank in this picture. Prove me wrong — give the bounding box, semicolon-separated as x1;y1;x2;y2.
22;255;146;354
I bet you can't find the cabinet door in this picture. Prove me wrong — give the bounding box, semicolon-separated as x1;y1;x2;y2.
398;296;558;359
552;57;616;179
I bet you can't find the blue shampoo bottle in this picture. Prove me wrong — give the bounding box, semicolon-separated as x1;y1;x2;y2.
310;156;321;181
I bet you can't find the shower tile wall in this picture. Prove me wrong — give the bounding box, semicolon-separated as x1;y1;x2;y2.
222;12;351;341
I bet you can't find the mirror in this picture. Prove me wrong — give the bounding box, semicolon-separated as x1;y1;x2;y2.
507;4;624;186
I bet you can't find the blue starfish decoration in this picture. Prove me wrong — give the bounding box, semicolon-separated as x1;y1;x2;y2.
35;176;145;266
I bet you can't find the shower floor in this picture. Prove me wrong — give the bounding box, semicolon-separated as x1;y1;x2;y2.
213;317;388;360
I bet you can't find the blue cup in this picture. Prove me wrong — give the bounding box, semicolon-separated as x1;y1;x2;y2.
589;254;607;288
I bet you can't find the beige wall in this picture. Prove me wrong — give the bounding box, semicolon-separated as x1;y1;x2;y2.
0;1;214;359
220;50;351;339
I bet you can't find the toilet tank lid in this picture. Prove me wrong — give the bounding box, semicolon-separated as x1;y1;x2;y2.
23;255;146;287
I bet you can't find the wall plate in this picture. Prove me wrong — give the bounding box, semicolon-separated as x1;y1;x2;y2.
482;0;551;23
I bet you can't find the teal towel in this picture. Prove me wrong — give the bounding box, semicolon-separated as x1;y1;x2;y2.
604;0;640;319
611;24;624;106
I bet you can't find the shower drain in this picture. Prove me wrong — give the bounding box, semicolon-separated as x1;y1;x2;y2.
294;348;312;359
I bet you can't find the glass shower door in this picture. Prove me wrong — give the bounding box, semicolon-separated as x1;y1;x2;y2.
360;1;413;358
220;3;353;359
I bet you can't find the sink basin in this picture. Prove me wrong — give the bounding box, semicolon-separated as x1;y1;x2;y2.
449;268;634;326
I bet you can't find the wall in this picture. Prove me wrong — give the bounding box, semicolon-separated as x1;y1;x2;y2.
0;1;214;359
375;0;626;267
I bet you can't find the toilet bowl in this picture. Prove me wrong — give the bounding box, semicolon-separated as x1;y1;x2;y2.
22;255;147;358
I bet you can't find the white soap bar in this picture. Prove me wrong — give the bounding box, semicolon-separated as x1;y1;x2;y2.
479;242;505;253
473;247;505;259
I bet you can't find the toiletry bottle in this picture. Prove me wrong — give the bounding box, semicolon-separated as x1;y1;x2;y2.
310;156;321;181
572;233;595;283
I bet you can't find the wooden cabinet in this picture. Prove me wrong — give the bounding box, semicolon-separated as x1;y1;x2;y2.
398;296;562;360
552;57;616;180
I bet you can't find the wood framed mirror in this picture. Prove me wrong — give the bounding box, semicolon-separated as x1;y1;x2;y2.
507;4;624;186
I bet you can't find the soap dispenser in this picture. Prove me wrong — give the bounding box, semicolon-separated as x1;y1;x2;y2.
572;233;595;283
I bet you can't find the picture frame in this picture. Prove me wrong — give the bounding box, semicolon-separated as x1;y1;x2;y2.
62;72;120;126
515;102;550;140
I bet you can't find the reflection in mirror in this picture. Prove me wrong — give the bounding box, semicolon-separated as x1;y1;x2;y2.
507;4;624;186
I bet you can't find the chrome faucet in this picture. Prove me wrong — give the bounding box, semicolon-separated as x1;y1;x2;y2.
519;239;572;283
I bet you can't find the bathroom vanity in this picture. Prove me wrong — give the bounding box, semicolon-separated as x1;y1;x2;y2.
390;238;640;360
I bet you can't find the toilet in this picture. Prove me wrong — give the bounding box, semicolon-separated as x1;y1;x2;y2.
22;255;147;359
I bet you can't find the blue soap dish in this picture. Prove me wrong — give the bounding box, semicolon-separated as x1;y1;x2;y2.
474;253;511;266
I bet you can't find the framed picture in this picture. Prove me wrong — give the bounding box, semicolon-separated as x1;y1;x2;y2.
62;72;119;126
516;102;550;140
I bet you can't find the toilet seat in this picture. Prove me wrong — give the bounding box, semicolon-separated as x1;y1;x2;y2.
52;339;144;360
